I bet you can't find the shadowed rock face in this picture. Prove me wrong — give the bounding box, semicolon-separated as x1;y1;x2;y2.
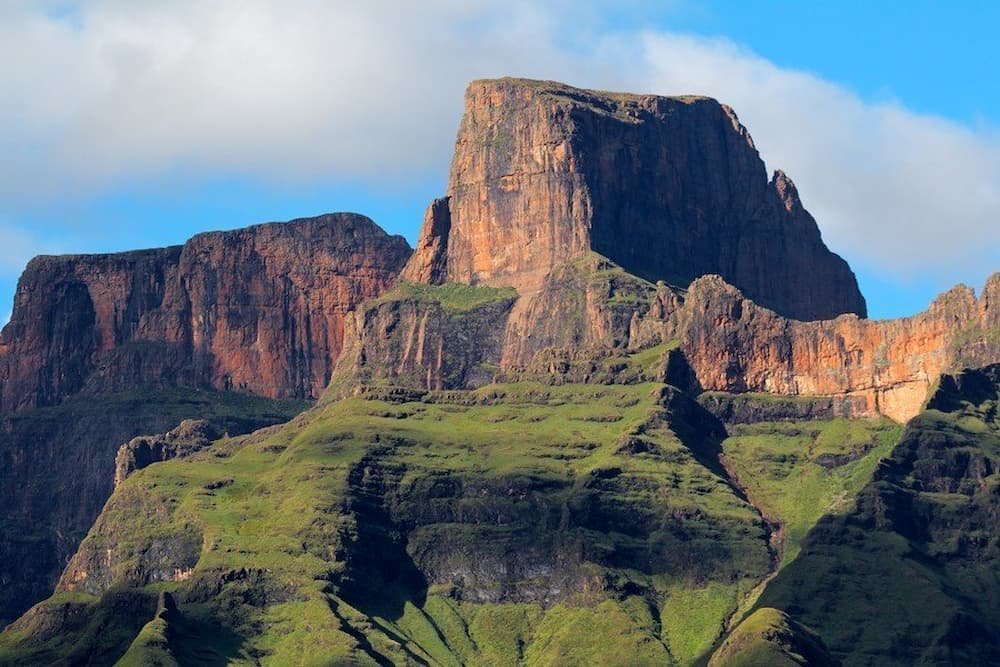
405;78;866;321
0;213;411;411
753;364;1000;665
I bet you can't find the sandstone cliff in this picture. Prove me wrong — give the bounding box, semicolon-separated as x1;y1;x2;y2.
328;282;517;396
0;212;411;411
338;263;999;424
0;213;409;626
404;78;866;322
678;273;1000;422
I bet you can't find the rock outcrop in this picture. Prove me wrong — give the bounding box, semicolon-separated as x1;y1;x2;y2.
0;213;409;626
0;212;411;411
114;419;222;487
678;273;1000;422
328;282;517;395
404;78;866;321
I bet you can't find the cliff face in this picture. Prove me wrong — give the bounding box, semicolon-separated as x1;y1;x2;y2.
329;283;517;395
340;267;999;423
678;273;1000;422
405;78;866;321
0;213;409;626
0;213;411;411
0;248;181;412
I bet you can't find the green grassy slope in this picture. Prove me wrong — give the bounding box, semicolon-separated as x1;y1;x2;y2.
0;388;310;627
741;366;1000;666
0;372;903;665
720;417;902;565
1;282;940;666
708;607;834;667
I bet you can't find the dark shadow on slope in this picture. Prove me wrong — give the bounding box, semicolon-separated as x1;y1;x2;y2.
657;386;732;488
167;605;249;666
338;447;429;622
326;597;398;667
733;365;1000;666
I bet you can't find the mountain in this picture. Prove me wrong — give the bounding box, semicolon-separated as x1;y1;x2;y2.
403;78;867;321
0;78;998;665
0;212;411;410
745;364;1000;665
0;213;410;626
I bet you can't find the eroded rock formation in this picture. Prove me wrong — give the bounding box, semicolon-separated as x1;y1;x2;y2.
678;273;1000;422
404;78;866;321
0;213;411;411
114;419;222;487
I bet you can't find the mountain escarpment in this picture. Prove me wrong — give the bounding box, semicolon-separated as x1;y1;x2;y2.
0;213;410;626
404;78;866;322
369;79;998;423
679;273;1000;422
1;77;999;666
0;212;411;410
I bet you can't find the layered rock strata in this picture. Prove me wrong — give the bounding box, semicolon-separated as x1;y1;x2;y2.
404;78;866;321
337;269;1000;423
0;213;411;411
678;273;1000;422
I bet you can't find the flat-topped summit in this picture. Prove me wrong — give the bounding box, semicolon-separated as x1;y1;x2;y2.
404;77;866;321
466;76;716;111
0;212;412;411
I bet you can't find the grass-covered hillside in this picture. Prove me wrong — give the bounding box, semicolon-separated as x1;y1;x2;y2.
743;365;1000;665
0;332;903;665
0;388;310;629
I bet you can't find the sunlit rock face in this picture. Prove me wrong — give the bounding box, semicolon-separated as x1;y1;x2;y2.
678;274;1000;422
405;77;866;321
0;212;412;410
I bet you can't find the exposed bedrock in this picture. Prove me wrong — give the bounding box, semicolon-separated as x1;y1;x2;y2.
404;77;866;321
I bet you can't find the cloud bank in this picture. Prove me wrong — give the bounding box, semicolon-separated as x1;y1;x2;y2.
0;1;997;284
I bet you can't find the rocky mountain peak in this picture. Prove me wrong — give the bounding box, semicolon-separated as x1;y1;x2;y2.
0;212;411;412
404;77;867;321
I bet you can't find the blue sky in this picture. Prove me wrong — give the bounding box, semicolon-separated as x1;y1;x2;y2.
1;1;997;320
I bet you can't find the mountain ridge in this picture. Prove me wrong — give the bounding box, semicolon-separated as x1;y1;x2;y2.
405;77;867;321
0;77;997;665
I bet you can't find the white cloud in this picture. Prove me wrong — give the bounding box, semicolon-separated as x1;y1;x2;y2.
0;1;996;285
632;33;1000;282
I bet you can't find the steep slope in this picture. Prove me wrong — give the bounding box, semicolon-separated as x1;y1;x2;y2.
0;212;411;410
736;365;1000;665
0;213;411;626
0;389;307;628
680;273;1000;422
708;607;836;667
0;297;903;666
403;78;866;321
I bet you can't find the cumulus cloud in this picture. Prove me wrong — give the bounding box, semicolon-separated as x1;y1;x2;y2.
633;33;1000;282
0;1;996;285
